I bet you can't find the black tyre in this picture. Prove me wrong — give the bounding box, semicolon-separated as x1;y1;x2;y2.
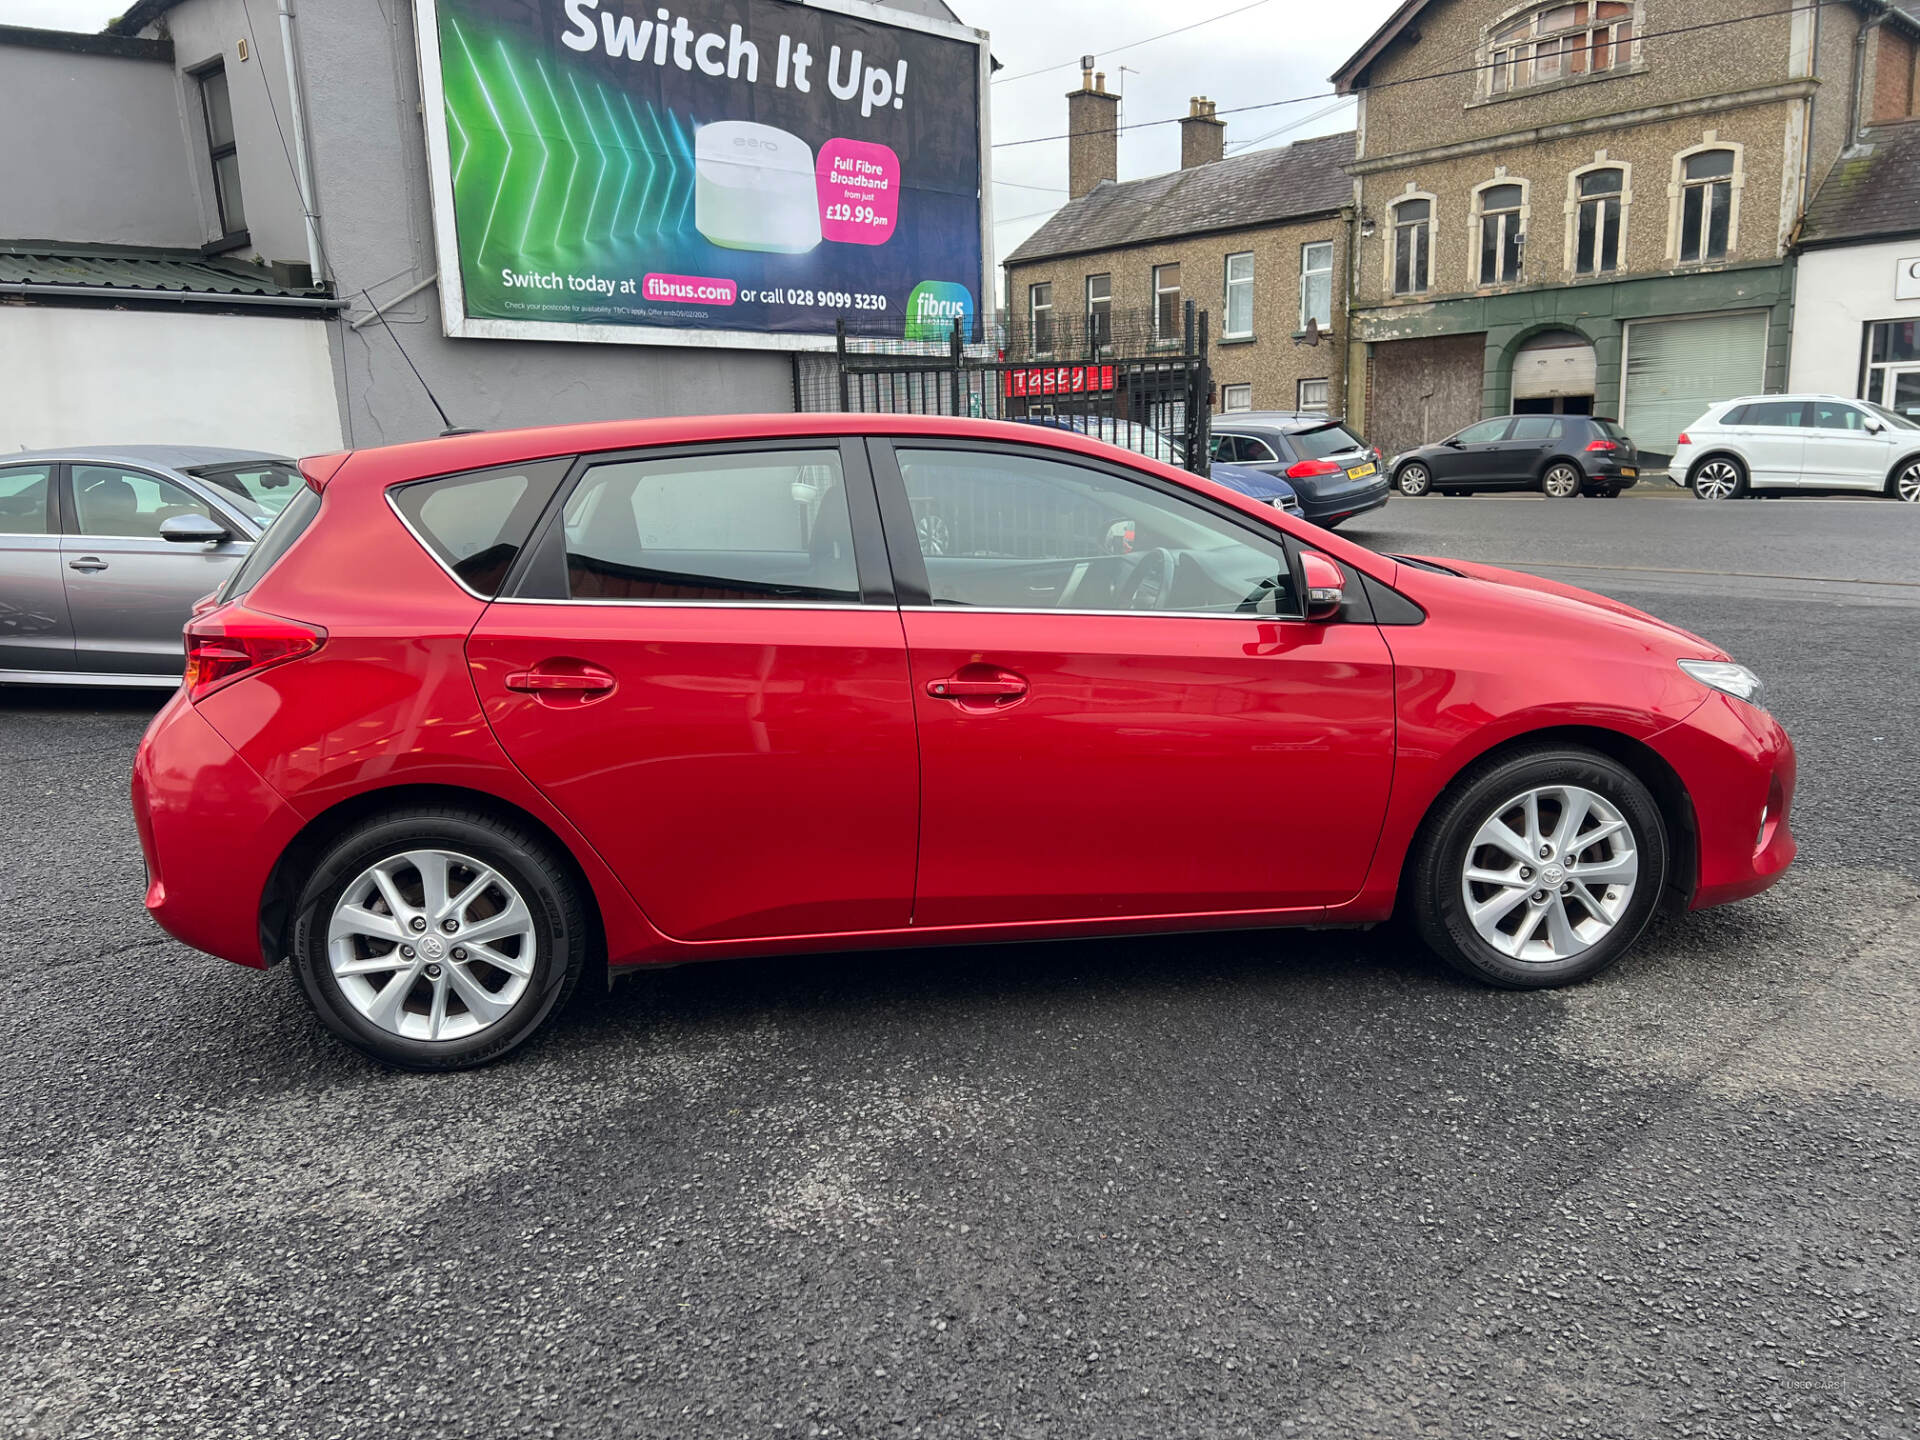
1690;456;1746;500
1888;457;1920;502
290;807;589;1070
1541;463;1581;498
1409;747;1669;989
1396;462;1432;497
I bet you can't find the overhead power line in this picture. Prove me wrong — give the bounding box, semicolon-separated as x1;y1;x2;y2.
992;0;1277;85
991;0;1833;149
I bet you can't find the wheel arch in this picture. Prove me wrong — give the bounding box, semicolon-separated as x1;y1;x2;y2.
1687;448;1747;482
1884;451;1920;492
1536;453;1584;478
257;783;609;975
1399;724;1698;918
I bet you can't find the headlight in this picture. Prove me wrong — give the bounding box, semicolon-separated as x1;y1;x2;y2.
1678;659;1765;709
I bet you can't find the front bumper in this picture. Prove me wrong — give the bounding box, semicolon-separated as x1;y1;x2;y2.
133;690;306;969
1651;690;1797;911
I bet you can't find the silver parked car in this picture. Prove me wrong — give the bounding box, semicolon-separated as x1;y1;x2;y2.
0;445;302;687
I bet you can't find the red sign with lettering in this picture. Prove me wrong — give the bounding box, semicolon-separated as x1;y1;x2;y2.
1003;365;1117;398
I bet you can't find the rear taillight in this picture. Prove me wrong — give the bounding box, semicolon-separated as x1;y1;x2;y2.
1676;432;1691;447
1585;439;1619;452
1286;459;1344;479
182;605;326;702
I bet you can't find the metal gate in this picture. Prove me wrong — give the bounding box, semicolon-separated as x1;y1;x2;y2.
792;305;1213;476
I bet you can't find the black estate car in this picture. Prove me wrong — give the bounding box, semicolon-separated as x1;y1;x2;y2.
1207;413;1391;527
1390;415;1642;498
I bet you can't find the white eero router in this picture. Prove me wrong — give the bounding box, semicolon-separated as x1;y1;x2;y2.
695;121;823;255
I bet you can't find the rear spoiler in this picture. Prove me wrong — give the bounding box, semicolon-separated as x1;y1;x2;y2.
297;451;351;491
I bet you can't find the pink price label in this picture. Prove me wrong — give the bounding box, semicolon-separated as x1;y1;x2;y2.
816;139;900;246
642;273;737;306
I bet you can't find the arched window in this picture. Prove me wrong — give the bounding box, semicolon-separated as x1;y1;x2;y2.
1574;167;1624;274
1678;149;1735;262
1489;2;1636;96
1392;196;1433;295
1476;182;1526;284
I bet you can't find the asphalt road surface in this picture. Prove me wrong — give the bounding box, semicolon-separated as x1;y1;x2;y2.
4;497;1917;1439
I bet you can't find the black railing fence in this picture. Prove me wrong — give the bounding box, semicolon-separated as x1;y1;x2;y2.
791;304;1214;476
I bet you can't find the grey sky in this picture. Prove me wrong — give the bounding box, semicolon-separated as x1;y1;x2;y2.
1;0;1396;284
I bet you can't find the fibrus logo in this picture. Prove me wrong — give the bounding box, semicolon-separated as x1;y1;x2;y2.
904;281;975;340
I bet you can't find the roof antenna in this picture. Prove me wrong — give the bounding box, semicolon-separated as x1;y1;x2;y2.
357;288;480;436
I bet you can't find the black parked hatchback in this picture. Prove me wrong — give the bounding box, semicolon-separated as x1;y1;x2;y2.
1207;413;1391;527
1390;415;1641;498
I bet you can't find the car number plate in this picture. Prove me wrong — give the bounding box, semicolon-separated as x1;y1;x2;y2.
1619;467;1637;477
1347;462;1378;480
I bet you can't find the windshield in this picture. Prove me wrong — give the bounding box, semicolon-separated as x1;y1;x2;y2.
189;461;305;525
1288;422;1368;460
1866;401;1920;431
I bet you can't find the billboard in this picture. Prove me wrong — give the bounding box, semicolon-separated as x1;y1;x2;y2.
413;0;991;351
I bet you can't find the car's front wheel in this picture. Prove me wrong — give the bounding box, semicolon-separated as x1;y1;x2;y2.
1888;459;1920;502
1396;463;1432;497
1691;457;1746;500
1409;747;1668;989
1541;463;1581;498
290;808;589;1069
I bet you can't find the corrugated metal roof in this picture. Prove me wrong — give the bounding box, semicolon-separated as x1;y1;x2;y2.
0;245;328;300
1006;131;1356;267
1800;124;1920;248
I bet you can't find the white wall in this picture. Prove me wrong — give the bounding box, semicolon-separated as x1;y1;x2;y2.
0;307;344;458
1789;239;1920;395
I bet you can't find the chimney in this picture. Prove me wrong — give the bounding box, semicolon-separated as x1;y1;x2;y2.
1180;96;1225;169
1067;59;1119;199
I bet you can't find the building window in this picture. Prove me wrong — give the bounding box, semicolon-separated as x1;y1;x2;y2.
1300;242;1334;331
1029;282;1054;355
1392;198;1432;295
1153;263;1183;344
1085;273;1111;351
1866;320;1920;416
1678;148;1735;262
1574;167;1624;274
1221;383;1252;413
1477;183;1525;284
1489;2;1636;97
1297;379;1330;412
1223;253;1254;339
197;63;246;236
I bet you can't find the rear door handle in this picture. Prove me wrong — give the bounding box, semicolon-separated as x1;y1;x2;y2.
68;557;108;572
927;674;1028;700
506;667;616;694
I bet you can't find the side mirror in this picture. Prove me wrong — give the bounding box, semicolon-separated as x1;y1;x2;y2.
160;513;231;545
1867;420;1886;435
1443;436;1465;449
1302;551;1346;621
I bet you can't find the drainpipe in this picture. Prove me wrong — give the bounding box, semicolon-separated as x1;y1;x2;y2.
277;0;325;284
1800;0;1821;214
1851;13;1884;147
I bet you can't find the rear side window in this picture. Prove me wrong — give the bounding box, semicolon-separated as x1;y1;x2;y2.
221;484;320;601
560;449;858;603
1509;417;1565;441
391;461;569;597
0;464;53;535
1743;400;1808;429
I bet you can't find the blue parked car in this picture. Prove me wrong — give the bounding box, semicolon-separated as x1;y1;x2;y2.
1014;415;1303;517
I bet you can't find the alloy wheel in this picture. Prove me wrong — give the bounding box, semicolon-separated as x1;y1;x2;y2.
1460;784;1639;963
327;849;537;1042
1542;465;1580;498
1398;463;1431;497
1896;463;1920;502
1693;460;1741;499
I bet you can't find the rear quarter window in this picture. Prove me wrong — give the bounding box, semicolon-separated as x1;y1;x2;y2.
390;460;570;596
220;484;320;602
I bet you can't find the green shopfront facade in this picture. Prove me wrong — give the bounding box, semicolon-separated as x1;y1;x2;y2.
1351;261;1793;463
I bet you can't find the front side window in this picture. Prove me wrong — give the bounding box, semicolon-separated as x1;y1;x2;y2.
1679;149;1735;262
1393;199;1431;295
1085;273;1112;350
197;63;246;235
1478;183;1524;284
1297;379;1331;413
392;460;569;596
1575;168;1623;274
1028;282;1054;355
1153;263;1183;343
0;464;53;535
1808;401;1870;431
1221;383;1252;413
1300;242;1334;330
1453;418;1515;446
895;448;1301;617
72;466;219;539
562;450;857;603
1223;253;1254;339
1490;2;1636;96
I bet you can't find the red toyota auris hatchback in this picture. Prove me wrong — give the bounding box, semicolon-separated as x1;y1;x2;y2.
132;416;1795;1069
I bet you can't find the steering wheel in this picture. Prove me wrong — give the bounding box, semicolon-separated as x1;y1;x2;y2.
1117;547;1177;611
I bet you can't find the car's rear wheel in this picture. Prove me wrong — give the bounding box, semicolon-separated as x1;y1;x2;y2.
1691;457;1745;500
1541;464;1581;498
1889;459;1920;502
1396;463;1432;497
290;808;588;1070
1410;747;1668;989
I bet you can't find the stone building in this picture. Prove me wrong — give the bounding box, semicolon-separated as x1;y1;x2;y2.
1333;0;1920;461
1003;72;1355;417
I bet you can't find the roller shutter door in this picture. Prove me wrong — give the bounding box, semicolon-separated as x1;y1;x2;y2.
1621;312;1768;459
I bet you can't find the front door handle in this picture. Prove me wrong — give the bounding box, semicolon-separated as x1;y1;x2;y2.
506;664;616;695
68;557;108;573
926;670;1029;706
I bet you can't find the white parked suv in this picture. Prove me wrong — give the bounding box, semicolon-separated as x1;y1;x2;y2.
1668;395;1920;501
